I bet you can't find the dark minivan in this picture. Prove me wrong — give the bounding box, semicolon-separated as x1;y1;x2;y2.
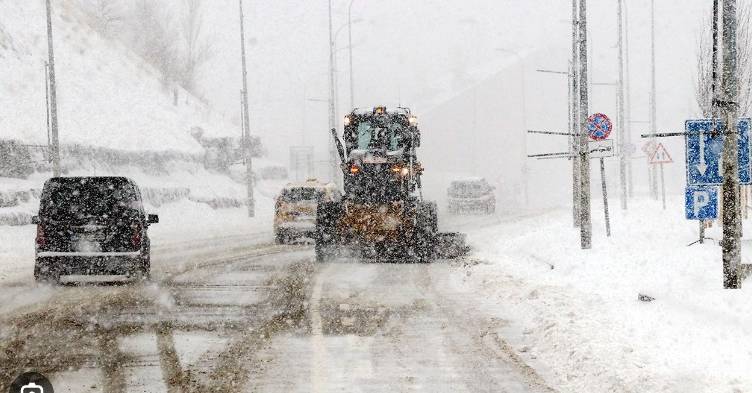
32;176;158;283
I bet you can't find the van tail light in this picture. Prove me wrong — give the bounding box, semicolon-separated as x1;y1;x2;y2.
131;223;142;249
35;225;46;247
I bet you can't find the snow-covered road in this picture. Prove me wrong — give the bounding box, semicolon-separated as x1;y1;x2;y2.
257;260;556;393
0;220;557;392
4;199;751;392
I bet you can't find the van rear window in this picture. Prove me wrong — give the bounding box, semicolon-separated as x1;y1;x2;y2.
280;188;323;202
41;177;140;223
449;181;487;198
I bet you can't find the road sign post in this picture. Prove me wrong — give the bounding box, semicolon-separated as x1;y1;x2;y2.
686;185;718;246
685;119;750;186
588;139;615;158
649;143;672;209
587;113;612;237
599;157;611;236
577;0;592;249
686;186;718;220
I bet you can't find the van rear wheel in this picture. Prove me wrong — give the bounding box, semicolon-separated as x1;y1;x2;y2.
34;262;60;284
129;255;151;281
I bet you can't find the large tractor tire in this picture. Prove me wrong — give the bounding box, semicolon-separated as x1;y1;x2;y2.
412;201;438;263
275;230;286;245
435;232;470;259
486;199;496;215
315;201;342;263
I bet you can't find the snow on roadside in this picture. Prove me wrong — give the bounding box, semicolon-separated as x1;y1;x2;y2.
0;0;235;153
456;196;752;392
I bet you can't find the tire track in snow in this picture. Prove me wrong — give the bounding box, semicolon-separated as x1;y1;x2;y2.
96;327;128;393
419;263;558;393
309;263;329;393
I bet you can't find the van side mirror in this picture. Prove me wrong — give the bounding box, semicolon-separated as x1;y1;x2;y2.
31;216;40;225
147;214;159;224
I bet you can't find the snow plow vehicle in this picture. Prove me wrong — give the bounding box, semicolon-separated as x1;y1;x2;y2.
315;106;469;262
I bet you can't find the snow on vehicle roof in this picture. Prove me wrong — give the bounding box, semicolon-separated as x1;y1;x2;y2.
451;177;486;183
282;179;334;190
350;107;412;116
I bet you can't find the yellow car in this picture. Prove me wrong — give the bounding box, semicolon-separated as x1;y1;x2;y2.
274;180;340;244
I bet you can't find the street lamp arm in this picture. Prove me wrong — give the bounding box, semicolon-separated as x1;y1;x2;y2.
536;69;570;76
347;0;357;108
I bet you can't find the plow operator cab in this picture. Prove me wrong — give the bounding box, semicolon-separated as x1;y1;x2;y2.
316;106;466;262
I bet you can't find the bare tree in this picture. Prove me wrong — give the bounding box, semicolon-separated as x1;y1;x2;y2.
696;2;752;116
129;0;180;85
178;0;213;92
81;0;212;94
81;0;123;36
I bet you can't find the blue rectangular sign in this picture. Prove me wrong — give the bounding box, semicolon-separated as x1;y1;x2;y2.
685;118;750;186
685;186;718;220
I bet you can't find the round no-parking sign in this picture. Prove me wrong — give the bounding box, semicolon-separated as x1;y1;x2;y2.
587;113;612;141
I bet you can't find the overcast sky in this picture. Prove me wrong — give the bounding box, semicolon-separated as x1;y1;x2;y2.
196;1;713;166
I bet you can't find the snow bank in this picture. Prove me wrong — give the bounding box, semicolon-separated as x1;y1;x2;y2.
457;197;752;391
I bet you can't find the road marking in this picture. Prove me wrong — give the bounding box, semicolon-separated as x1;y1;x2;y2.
155;322;187;393
698;130;708;175
310;265;328;393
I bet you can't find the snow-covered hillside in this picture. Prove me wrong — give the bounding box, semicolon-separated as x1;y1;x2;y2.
0;0;237;153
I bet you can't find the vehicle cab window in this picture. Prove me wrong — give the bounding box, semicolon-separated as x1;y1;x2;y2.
357;122;373;150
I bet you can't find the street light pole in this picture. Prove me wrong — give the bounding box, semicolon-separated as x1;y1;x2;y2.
571;0;580;227
578;0;593;249
617;0;627;210
649;0;658;200
720;0;741;289
624;0;634;199
348;0;356;109
45;0;60;177
327;0;340;188
238;0;255;217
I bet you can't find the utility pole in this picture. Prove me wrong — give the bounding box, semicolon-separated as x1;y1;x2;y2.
571;0;581;227
624;0;634;199
617;0;627;210
44;62;52;150
45;0;60;177
347;0;356;109
239;0;255;217
720;0;741;289
649;0;659;199
240;89;245;158
328;0;340;188
578;0;592;249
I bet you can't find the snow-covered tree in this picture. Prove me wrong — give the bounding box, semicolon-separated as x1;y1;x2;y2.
696;3;752;116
